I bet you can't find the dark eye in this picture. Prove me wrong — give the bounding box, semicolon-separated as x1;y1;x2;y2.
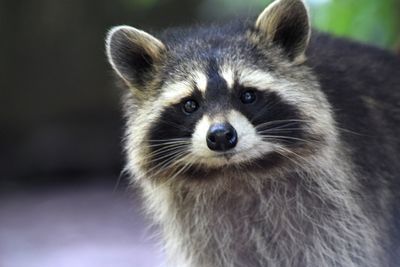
240;90;256;104
182;99;199;114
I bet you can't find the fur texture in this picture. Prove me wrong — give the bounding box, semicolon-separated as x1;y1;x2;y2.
106;0;400;266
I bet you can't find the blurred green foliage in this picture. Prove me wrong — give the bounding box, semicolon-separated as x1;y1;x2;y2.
310;0;400;49
124;0;400;50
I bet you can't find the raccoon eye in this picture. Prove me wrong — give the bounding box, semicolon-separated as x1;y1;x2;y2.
240;90;256;104
182;99;199;114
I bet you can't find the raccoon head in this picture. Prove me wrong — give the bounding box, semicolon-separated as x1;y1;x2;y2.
106;0;336;181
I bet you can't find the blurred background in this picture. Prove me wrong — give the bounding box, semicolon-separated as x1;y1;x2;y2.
1;0;399;266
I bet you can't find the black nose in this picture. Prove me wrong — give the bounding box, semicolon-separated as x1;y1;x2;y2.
206;123;238;152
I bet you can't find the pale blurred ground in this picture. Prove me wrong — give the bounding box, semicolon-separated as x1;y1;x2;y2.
0;183;165;267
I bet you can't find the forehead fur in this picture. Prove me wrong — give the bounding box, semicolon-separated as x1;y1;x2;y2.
157;21;272;80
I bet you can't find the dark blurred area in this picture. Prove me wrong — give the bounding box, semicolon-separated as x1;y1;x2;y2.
1;0;209;191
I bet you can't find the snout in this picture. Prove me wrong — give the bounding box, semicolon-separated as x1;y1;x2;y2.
206;123;238;152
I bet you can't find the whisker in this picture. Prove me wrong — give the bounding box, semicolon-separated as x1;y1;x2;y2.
151;149;189;164
149;151;192;180
336;127;366;137
147;141;190;149
137;150;188;174
258;128;305;133
137;144;189;162
148;138;191;143
158;119;191;132
261;135;318;145
276;145;313;166
255;119;312;130
274;148;307;170
136;150;190;181
250;100;282;123
144;153;194;193
113;167;130;193
259;121;303;128
146;146;190;160
166;154;195;182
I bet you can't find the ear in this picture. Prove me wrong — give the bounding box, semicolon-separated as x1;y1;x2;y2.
255;0;311;63
106;25;166;88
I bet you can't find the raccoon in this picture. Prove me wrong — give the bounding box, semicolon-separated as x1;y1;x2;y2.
105;0;400;266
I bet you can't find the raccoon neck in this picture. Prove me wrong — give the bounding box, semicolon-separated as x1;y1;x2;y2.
141;149;381;267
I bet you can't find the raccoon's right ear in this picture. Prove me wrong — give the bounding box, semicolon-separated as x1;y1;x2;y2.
255;0;311;64
106;26;166;88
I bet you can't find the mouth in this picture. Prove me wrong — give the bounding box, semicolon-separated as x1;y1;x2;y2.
199;146;262;166
213;151;236;160
193;152;238;167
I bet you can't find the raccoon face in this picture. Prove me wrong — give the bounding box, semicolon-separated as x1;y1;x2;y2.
106;0;335;179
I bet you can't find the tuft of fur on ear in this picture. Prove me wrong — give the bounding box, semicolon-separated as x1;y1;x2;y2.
255;0;311;63
106;25;166;88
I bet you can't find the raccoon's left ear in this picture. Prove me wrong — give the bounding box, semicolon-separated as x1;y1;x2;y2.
106;25;166;88
255;0;311;63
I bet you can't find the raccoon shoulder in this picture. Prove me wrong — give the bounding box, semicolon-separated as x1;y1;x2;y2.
308;33;400;192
